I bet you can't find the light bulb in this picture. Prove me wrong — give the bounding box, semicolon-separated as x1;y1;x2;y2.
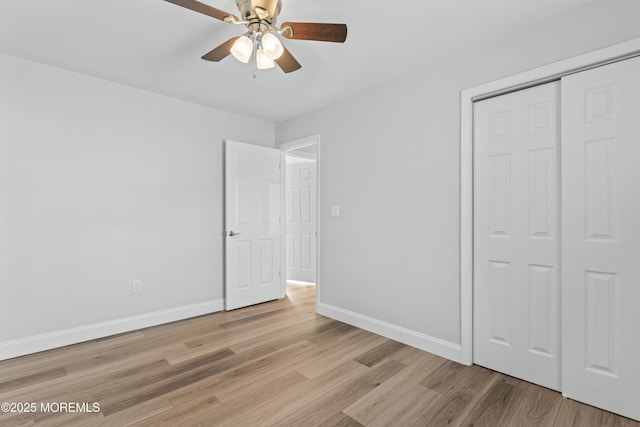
257;48;275;69
261;32;284;60
230;36;253;63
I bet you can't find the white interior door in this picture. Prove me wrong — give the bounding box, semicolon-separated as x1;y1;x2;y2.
561;57;640;420
474;82;561;391
285;159;316;283
225;141;282;311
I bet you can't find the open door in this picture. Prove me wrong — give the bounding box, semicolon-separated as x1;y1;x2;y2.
225;141;282;310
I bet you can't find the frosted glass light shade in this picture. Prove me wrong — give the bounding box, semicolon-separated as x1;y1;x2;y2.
261;32;284;60
231;36;253;63
257;48;275;69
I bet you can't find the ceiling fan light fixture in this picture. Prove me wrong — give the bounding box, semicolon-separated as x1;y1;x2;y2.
230;35;253;63
164;0;347;74
256;48;275;69
261;32;284;60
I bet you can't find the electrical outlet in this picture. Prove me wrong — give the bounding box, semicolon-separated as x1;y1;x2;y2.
132;280;142;293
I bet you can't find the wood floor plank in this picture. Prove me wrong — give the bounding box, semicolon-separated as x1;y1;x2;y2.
223;294;306;321
296;332;387;379
34;412;103;427
98;346;270;416
316;412;364;427
0;343;99;376
343;353;447;424
163;313;314;365
46;359;173;411
0;411;37;427
272;358;407;427
554;398;640;427
506;383;563;427
81;396;172;427
217;306;299;330
387;344;438;365
0;367;67;394
555;398;605;427
408;364;499;426
139;317;222;339
368;383;440;427
129;394;220;427
0;349;181;408
0;386;75;419
214;309;309;339
188;311;318;351
97;331;191;359
420;359;471;393
214;332;373;406
210;340;317;403
166;371;308;426
457;373;529;426
0;331;143;380
307;322;358;346
227;360;369;426
336;325;373;342
1;283;638;427
353;339;407;367
63;344;180;377
227;314;336;354
162;324;263;364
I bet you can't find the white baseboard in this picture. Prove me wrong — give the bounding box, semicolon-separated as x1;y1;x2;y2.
317;302;464;364
0;299;224;361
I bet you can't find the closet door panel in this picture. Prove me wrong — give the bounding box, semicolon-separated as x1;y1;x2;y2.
562;57;640;421
474;81;561;391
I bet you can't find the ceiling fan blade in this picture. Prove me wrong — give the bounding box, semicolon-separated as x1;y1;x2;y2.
280;22;347;43
202;37;240;62
164;0;239;23
275;47;302;73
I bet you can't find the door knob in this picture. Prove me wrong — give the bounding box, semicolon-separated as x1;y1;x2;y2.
228;231;242;237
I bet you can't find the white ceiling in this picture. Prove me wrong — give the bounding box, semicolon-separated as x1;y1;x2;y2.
0;0;599;122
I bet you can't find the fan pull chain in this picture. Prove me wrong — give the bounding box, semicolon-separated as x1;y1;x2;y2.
254;68;263;92
253;34;262;92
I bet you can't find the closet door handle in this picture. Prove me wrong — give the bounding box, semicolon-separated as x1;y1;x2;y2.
228;231;242;237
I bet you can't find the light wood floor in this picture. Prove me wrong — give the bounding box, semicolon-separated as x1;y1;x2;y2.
1;284;638;427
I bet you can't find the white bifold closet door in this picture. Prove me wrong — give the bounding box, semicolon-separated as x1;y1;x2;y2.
474;57;640;421
561;57;640;421
474;81;561;391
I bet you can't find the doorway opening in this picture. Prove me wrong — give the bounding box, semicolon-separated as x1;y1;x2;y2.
281;137;319;304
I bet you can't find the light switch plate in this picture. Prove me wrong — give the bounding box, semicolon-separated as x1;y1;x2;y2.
330;205;340;217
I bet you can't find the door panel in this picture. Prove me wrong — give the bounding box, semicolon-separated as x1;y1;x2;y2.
225;141;282;310
285;159;316;283
474;81;561;391
561;57;640;421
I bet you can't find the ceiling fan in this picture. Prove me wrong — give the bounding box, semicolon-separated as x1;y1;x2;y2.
165;0;348;73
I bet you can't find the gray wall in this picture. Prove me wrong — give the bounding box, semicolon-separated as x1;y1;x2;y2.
0;53;273;343
275;0;640;349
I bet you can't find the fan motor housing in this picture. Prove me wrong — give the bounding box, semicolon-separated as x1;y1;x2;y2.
236;0;281;23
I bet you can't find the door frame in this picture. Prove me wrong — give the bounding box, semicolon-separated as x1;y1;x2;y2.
459;37;640;365
277;135;321;310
